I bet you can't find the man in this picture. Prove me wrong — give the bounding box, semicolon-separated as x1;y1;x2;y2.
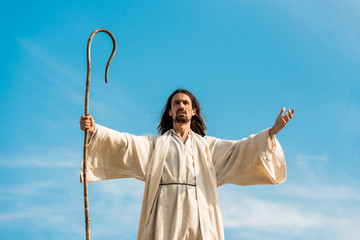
80;89;294;240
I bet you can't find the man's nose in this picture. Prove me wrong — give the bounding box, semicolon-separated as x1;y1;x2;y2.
177;107;185;112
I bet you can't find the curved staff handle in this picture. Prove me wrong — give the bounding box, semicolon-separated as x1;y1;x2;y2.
85;28;117;115
82;28;117;240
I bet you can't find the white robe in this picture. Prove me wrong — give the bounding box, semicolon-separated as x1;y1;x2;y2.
81;124;286;240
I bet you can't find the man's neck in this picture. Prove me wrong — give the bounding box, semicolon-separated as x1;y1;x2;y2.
172;122;191;143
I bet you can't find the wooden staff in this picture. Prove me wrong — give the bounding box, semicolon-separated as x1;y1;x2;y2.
83;28;117;240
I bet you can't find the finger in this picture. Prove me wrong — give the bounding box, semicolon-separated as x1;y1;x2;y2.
284;113;290;121
279;107;285;117
287;109;293;118
80;120;91;126
80;119;89;124
80;115;90;122
292;108;295;114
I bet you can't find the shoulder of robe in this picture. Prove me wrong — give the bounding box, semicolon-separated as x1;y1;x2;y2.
193;132;213;146
198;134;219;146
146;134;160;141
154;130;172;143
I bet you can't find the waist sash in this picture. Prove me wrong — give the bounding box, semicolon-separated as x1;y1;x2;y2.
159;183;196;187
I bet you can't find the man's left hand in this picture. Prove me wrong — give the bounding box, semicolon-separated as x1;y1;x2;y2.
269;107;295;137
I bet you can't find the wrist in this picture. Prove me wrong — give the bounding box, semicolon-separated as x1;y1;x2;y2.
269;127;276;137
269;127;277;151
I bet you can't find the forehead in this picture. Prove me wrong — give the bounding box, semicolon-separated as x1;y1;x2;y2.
171;93;192;103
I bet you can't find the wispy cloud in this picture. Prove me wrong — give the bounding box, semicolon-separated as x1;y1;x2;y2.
220;183;360;239
0;147;80;168
15;37;155;134
82;180;144;238
0;158;78;168
17;38;82;84
0;179;85;238
0;182;54;197
280;184;360;200
16;37;85;109
0;204;84;238
296;154;329;162
221;196;326;234
290;153;331;181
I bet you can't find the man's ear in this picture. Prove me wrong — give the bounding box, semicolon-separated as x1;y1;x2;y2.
169;109;172;116
192;109;196;116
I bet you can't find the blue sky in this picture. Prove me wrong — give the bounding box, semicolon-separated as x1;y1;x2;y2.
1;0;359;239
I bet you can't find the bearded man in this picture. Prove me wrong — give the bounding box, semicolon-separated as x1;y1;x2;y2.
80;88;294;240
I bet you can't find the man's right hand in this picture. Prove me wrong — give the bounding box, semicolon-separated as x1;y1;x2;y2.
80;114;96;133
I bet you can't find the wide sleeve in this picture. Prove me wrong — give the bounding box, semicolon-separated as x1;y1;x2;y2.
205;128;286;187
80;124;157;183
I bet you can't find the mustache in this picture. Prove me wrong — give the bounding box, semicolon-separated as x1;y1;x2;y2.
176;109;186;114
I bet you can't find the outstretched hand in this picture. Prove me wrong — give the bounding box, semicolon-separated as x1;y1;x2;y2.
80;114;96;133
269;107;295;137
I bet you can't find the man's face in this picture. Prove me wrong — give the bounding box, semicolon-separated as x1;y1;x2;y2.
169;93;196;123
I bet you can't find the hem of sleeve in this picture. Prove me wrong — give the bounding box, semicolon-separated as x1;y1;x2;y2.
87;124;98;145
80;124;105;183
257;128;287;184
80;168;146;183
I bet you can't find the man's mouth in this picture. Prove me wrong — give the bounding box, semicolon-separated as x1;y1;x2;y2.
174;109;189;123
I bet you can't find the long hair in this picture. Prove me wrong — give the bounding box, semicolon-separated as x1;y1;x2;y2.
157;89;207;136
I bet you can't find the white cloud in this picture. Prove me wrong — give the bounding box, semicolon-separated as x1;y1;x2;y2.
0;180;85;238
296;154;329;162
219;183;360;239
291;153;331;180
0;158;78;168
280;184;360;200
0;147;81;168
0;206;63;222
84;180;145;238
0;182;54;197
221;196;326;234
0;205;84;238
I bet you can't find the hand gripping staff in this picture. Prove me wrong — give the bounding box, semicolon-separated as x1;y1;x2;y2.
82;28;117;240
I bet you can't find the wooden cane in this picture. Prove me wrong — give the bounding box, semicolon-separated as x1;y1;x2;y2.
83;28;117;240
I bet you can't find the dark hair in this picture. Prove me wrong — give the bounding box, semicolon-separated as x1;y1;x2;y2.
157;89;207;136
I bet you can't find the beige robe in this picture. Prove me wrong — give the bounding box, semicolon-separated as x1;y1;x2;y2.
142;129;201;239
81;124;286;240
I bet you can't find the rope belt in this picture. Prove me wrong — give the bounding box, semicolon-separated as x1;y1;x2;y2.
160;183;196;187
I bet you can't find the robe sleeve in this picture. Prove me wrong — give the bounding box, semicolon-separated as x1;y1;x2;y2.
205;128;286;187
80;124;157;183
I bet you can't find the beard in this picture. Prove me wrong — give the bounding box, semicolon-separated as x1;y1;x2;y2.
173;110;191;123
174;115;190;123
